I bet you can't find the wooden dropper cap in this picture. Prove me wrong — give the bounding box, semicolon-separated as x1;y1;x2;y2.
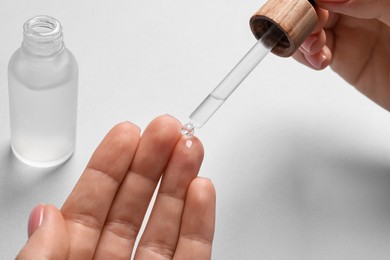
250;0;318;57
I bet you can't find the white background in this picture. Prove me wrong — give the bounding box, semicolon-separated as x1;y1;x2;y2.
1;0;390;259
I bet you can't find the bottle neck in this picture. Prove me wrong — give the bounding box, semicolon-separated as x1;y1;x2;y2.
22;15;64;57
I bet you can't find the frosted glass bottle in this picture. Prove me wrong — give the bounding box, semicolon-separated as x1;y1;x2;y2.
8;15;78;167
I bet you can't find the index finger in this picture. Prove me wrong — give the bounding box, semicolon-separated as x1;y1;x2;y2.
61;122;141;259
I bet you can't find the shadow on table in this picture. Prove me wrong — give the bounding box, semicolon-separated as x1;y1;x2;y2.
0;142;69;206
217;124;390;259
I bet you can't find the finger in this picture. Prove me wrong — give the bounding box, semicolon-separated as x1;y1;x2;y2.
292;7;330;70
94;115;182;259
134;136;204;259
17;205;69;260
293;46;331;70
312;7;329;34
299;29;327;55
27;204;45;238
305;45;332;70
297;6;328;54
323;11;339;29
317;0;390;26
174;178;216;260
61;122;141;259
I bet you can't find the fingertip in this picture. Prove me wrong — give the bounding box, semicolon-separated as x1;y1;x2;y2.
144;114;182;143
189;177;216;199
302;44;331;70
182;177;216;239
87;121;141;179
187;178;216;220
178;135;204;164
152;114;182;131
145;114;204;161
27;204;45;238
182;134;203;150
18;204;69;260
321;45;332;68
101;121;141;153
300;34;318;53
300;28;327;55
293;48;329;71
113;121;141;138
304;53;326;70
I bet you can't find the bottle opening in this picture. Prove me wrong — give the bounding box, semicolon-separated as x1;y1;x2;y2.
23;15;64;55
31;21;57;34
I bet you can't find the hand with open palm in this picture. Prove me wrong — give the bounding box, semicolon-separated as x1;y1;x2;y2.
17;115;216;260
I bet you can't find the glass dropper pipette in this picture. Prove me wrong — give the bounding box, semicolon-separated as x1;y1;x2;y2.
182;24;284;137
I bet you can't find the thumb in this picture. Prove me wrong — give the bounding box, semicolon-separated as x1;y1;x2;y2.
16;204;70;260
317;0;390;25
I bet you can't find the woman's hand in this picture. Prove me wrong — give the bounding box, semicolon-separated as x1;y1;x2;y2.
294;0;390;110
17;115;216;260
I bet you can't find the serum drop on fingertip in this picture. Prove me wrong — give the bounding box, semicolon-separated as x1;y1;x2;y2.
185;139;193;148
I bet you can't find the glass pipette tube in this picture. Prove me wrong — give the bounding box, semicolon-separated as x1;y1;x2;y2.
184;24;283;134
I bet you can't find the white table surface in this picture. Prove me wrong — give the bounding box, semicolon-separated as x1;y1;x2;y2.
1;0;390;259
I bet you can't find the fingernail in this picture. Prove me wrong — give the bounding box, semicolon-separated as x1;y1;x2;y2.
301;35;317;53
28;204;45;238
307;53;327;70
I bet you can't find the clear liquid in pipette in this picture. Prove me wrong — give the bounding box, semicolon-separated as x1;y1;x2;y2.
190;94;225;127
181;24;283;137
181;94;226;137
